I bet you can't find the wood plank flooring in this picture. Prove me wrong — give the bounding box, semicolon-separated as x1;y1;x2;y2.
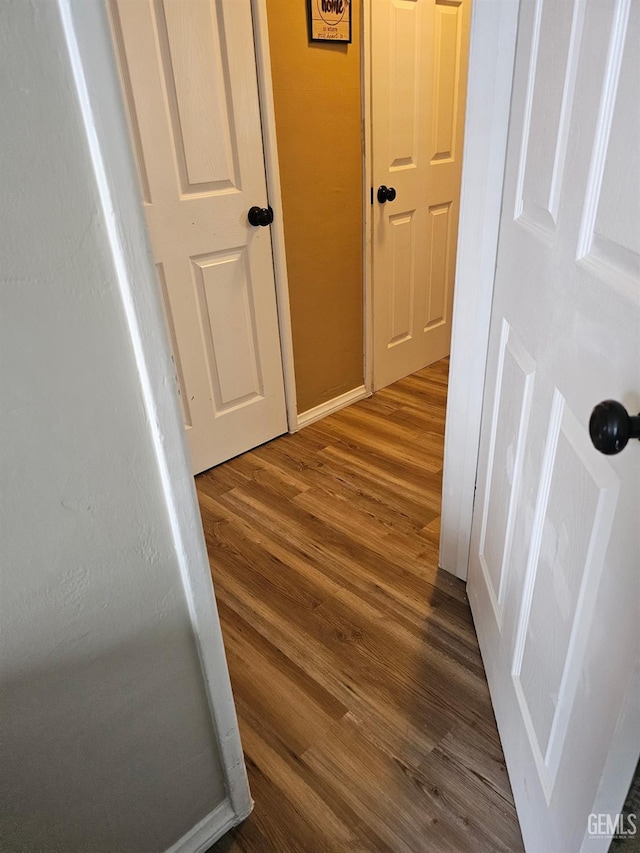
198;358;524;853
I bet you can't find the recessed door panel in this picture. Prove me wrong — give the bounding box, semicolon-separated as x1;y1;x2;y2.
160;0;239;193
431;1;462;163
389;212;415;345
478;323;535;623
193;250;263;411
578;0;639;293
424;202;451;328
389;1;420;170
516;0;584;235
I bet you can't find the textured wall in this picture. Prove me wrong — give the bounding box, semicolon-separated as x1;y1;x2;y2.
267;0;363;413
0;3;228;849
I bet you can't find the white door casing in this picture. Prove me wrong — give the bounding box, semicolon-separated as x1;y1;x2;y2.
439;0;520;581
109;0;287;474
59;0;253;842
468;1;640;851
370;0;471;391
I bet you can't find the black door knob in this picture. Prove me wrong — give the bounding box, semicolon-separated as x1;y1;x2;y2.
589;400;640;455
248;205;273;227
377;185;397;203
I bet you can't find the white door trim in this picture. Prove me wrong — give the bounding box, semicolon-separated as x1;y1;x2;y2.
439;0;520;580
362;1;374;395
62;0;252;845
363;0;520;580
252;0;299;431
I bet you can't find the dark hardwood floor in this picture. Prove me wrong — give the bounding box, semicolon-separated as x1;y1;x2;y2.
198;358;524;852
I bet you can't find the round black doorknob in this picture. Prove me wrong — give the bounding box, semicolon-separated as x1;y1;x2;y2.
377;185;397;203
589;400;640;455
248;205;273;227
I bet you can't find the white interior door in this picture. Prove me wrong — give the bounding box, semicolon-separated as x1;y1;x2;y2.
371;0;471;391
109;0;287;475
468;1;640;850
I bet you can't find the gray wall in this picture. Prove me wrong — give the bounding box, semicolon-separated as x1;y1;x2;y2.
0;2;231;850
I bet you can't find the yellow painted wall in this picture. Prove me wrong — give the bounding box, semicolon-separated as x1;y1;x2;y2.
266;0;363;414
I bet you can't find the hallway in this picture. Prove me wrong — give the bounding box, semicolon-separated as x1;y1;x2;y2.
198;359;524;852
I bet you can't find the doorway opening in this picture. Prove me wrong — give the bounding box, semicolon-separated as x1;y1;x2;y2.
198;357;524;851
363;0;472;393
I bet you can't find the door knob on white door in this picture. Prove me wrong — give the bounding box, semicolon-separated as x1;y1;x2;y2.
377;185;396;203
589;400;640;455
248;205;274;226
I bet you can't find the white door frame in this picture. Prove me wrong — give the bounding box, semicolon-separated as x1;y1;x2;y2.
252;0;299;431
361;1;521;582
361;3;374;394
61;0;298;848
438;0;521;581
64;0;526;843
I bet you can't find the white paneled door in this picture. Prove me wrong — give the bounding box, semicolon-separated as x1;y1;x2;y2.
468;1;640;851
371;0;471;390
109;0;287;474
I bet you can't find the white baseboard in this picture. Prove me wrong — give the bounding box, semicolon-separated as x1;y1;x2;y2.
296;384;369;429
166;797;251;853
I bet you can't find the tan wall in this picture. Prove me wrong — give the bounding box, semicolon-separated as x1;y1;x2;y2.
267;0;363;414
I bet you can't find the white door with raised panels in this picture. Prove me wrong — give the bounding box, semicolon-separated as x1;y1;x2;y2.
468;0;640;850
109;0;287;474
371;0;471;390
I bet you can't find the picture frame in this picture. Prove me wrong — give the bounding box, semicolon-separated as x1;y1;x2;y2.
308;0;352;44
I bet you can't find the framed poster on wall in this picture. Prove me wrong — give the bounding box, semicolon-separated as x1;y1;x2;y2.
308;0;352;43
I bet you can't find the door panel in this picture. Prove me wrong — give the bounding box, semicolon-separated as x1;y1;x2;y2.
389;211;415;345
192;249;264;409
424;202;451;328
162;0;238;191
372;0;471;390
432;1;464;162
468;1;640;850
514;0;584;235
477;321;536;626
110;0;287;474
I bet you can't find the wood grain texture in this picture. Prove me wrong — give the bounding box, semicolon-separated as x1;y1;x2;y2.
199;358;523;852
